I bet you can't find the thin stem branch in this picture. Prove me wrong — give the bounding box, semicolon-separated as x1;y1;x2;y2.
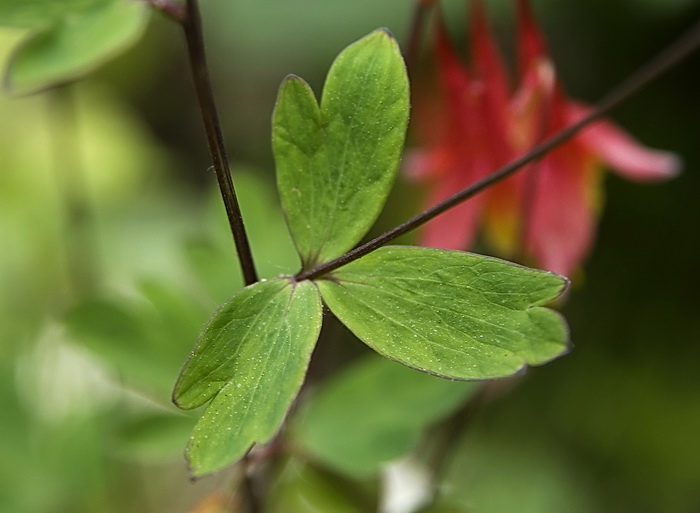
237;456;262;513
158;0;258;285
296;17;700;282
426;384;488;493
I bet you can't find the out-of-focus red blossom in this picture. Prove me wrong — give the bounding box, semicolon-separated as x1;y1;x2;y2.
407;0;680;276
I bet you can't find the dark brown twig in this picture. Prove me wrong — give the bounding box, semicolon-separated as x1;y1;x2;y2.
152;0;258;285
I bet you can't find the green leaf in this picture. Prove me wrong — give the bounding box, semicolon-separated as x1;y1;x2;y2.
317;246;570;380
435;424;599;513
173;278;323;477
0;0;109;28
272;29;409;269
294;354;479;477
65;280;208;399
5;0;149;95
65;298;175;395
115;412;196;461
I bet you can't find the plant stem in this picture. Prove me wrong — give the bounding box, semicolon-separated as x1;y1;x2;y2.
296;17;700;281
161;0;258;285
242;471;261;513
236;456;262;513
426;384;487;492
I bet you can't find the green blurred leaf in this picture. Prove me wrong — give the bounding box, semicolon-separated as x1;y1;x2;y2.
436;425;599;513
173;278;323;477
184;240;241;305
272;29;409;268
5;0;149;95
294;354;478;477
137;279;210;369
539;354;700;511
65;279;207;399
115;412;196;461
0;0;109;28
318;246;570;380
65;298;172;393
266;459;375;513
185;172;300;304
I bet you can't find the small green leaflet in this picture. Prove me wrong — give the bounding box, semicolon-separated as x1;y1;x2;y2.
317;246;570;380
172;278;322;477
4;0;149;95
272;28;409;269
115;412;196;461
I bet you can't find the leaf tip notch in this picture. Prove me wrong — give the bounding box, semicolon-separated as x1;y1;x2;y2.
170;377;199;411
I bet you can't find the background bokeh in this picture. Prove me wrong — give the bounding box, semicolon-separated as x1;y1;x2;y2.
1;0;699;511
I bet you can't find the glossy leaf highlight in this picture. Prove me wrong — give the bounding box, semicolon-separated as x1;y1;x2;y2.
173;278;323;477
318;246;569;380
273;29;409;268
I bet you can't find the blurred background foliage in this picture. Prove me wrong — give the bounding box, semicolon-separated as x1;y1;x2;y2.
1;0;699;512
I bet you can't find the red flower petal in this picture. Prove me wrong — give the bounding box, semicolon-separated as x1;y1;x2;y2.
420;170;487;250
567;102;681;182
470;0;511;117
516;0;549;75
525;148;601;276
414;13;504;250
408;0;678;275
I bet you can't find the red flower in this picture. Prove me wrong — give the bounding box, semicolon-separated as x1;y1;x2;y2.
408;0;680;275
